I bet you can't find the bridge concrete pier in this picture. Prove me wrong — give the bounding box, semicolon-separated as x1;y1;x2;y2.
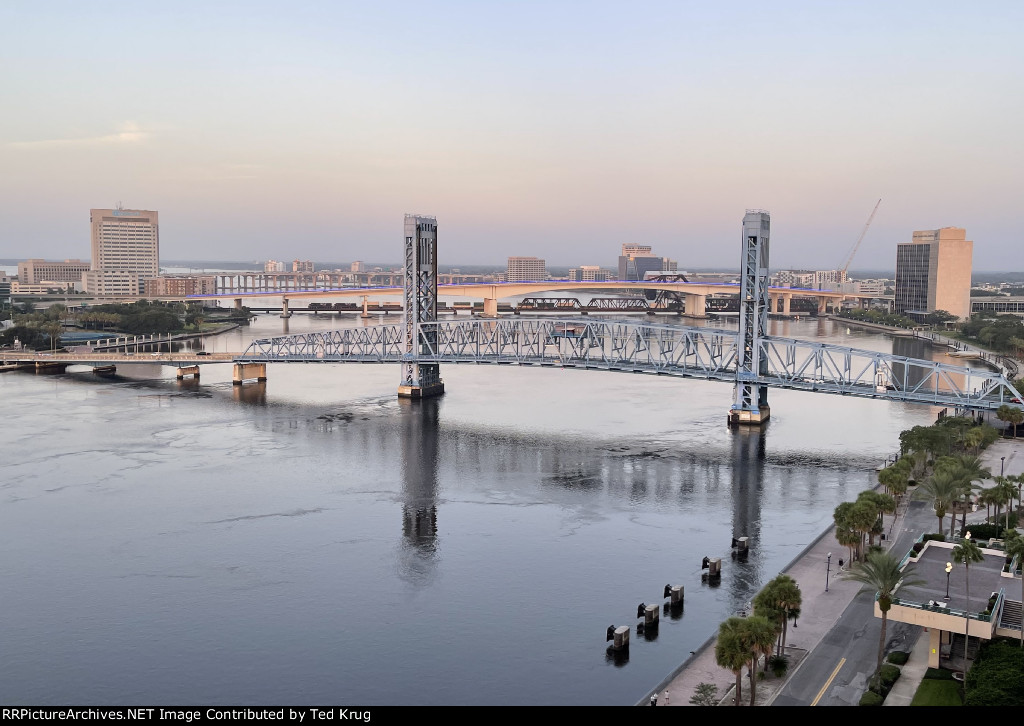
234;297;243;310
233;362;267;385
482;297;498;317
176;365;201;380
683;293;707;319
361;295;371;319
397;381;446;399
728;405;771;427
817;297;828;315
280;297;292;319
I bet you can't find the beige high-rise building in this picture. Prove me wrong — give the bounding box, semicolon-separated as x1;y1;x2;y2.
894;227;973;321
507;256;546;282
87;207;160;295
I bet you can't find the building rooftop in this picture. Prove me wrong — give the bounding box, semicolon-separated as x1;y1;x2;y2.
896;540;1009;614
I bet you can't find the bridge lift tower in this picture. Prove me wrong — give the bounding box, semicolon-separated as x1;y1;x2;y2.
398;214;445;399
729;210;771;426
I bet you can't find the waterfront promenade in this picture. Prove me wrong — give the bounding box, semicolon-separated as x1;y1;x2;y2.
647;437;1022;707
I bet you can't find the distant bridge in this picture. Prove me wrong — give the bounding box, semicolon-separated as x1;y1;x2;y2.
189;279;882;319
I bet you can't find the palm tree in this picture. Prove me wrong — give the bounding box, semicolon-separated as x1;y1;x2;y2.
742;615;777;706
1003;530;1024;648
858;490;896;541
915;471;964;536
715;617;749;706
994;476;1018;530
997;404;1024;439
753;574;802;657
843;551;925;671
964;427;985;455
952;533;985;669
878;465;905;500
977;486;998;522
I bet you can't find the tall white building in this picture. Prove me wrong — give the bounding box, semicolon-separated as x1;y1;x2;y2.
85;207;159;295
507;256;546;282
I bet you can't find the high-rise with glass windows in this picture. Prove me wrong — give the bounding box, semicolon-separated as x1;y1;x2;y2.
894;227;972;321
85;207;159;295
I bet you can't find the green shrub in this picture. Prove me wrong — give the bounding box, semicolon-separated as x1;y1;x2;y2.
867;669;897;697
962;523;1002;540
887;650;910;665
859;691;884;706
769;654;789;677
879;664;901;689
964;638;1024;705
922;533;946;543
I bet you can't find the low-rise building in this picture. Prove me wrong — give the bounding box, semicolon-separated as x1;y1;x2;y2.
878;537;1020;669
18;259;91;285
142;275;218;297
568;265;613;282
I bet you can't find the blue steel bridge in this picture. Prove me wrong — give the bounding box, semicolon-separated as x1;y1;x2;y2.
235;317;1024;414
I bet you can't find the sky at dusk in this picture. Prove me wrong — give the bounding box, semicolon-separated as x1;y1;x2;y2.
1;1;1022;271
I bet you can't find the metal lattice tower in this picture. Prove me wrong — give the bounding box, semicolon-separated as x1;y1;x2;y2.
731;210;771;425
399;214;444;398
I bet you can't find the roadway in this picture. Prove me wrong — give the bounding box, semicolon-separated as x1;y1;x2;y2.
0;351;236;365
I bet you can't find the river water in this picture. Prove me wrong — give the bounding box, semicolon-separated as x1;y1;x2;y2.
0;310;968;705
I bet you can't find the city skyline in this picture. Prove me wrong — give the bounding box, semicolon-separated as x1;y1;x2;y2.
1;2;1022;270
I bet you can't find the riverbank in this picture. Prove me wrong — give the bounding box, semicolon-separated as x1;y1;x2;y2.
834;316;1019;379
80;322;240;351
647;437;1024;707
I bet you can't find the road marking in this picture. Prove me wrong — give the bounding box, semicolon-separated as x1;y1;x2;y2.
811;658;846;706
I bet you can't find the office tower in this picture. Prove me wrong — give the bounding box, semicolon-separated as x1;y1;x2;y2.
894;227;973;320
618;244;676;281
507;256;546;282
293;260;314;273
84;207;159;295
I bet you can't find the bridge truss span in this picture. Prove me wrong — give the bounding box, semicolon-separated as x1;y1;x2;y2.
235;318;1024;413
755;336;1023;410
238;318;740;379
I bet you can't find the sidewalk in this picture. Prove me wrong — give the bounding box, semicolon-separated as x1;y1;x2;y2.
882;630;930;706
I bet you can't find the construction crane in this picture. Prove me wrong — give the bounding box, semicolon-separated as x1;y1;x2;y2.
839;198;882;276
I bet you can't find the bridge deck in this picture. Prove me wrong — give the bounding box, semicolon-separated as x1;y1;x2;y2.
0;352;237;365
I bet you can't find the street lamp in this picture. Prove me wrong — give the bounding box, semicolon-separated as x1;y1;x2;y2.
1002;456;1006;477
826;552;832;593
945;562;952;600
